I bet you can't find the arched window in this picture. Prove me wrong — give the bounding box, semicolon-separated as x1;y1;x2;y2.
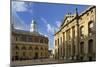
29;46;32;50
80;26;84;39
88;21;94;35
34;52;38;59
41;47;43;50
22;46;26;50
35;47;39;50
15;56;19;60
16;52;18;55
88;39;93;54
91;9;93;13
15;46;19;50
15;52;19;60
80;26;84;36
87;12;89;16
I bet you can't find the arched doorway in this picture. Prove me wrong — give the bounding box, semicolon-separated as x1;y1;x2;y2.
88;39;93;61
80;42;84;60
34;52;38;59
80;42;84;55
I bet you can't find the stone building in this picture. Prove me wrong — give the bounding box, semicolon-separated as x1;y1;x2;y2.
11;20;49;61
54;6;96;61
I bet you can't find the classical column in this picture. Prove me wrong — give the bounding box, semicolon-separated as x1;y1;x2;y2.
65;30;68;59
58;38;59;59
65;31;67;59
59;37;62;59
75;8;80;60
62;32;65;59
74;25;79;60
61;37;63;59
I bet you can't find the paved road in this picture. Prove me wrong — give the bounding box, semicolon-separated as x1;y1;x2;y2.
11;58;77;66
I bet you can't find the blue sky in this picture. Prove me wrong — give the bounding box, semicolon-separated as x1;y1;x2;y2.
12;1;90;50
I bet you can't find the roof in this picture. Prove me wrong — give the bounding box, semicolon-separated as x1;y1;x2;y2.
12;28;48;38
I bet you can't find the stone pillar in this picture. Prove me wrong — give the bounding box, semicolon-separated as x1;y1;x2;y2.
75;22;80;60
74;24;79;60
64;32;66;59
59;37;62;59
62;32;65;59
65;31;67;59
65;31;68;59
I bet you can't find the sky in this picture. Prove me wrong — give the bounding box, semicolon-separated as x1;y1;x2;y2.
11;1;90;50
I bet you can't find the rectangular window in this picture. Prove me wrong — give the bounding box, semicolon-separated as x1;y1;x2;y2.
20;36;27;42
28;37;33;42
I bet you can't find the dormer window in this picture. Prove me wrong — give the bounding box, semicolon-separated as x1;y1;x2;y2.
91;10;93;13
87;12;89;16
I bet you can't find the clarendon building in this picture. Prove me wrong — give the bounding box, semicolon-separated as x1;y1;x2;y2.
11;20;49;61
54;6;96;61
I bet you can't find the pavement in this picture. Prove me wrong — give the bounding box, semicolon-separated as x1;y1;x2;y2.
11;58;82;66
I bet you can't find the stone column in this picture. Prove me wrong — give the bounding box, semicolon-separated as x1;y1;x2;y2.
74;24;79;60
65;31;67;59
62;32;65;59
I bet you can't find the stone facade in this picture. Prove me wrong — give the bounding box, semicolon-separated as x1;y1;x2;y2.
11;20;49;61
54;6;96;61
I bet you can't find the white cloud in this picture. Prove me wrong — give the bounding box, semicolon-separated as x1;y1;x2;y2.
44;34;48;37
12;1;28;12
41;17;54;34
41;17;48;24
12;8;29;31
47;24;52;33
56;21;61;28
41;17;61;34
11;5;29;30
11;1;31;31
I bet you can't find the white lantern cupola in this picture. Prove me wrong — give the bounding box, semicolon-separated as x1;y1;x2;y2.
30;20;37;32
